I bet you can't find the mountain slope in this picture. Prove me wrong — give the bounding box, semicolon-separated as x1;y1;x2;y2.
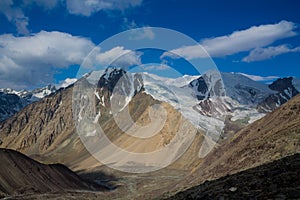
165;153;300;200
178;94;300;190
0;148;99;198
150;94;300;199
0;86;76;156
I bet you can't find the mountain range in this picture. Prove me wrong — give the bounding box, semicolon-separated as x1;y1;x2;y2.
0;84;57;121
0;68;299;199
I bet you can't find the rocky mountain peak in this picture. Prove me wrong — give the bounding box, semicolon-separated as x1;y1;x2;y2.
269;77;298;94
189;76;209;100
258;77;299;112
93;67;144;117
97;68;127;91
188;70;225;101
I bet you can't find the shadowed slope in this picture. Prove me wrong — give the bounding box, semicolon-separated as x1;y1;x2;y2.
165;153;300;199
0;148;101;198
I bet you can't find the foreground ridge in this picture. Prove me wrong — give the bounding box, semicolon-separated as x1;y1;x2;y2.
164;153;300;200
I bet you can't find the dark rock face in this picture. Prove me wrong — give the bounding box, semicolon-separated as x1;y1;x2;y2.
269;77;298;94
95;68;144;115
189;77;209;100
258;77;299;112
0;85;57;122
97;68;127;92
97;68;144;94
0;92;29;122
165;153;300;200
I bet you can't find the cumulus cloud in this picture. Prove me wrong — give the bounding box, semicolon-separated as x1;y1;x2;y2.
66;0;143;16
242;45;300;62
0;31;143;89
161;45;207;60
162;21;298;60
95;46;143;68
0;31;94;89
239;73;280;82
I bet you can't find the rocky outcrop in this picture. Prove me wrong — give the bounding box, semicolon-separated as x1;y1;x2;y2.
258;77;299;112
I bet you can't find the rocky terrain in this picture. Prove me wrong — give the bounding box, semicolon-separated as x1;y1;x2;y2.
165;153;300;200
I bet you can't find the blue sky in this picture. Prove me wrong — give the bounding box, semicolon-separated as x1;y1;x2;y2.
0;0;299;89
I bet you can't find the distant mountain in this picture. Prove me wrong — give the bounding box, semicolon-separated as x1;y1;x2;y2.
189;72;300;128
0;92;29;121
1;69;299;126
0;84;57;121
189;71;274;125
0;148;100;198
0;84;57;101
258;77;300;112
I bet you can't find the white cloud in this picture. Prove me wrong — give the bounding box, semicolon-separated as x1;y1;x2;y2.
242;45;300;62
66;0;143;16
239;73;280;82
122;18;155;40
0;31;94;89
143;64;171;71
162;21;298;60
57;78;77;88
0;30;143;89
129;27;155;40
161;45;207;60
95;46;143;68
0;0;29;35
